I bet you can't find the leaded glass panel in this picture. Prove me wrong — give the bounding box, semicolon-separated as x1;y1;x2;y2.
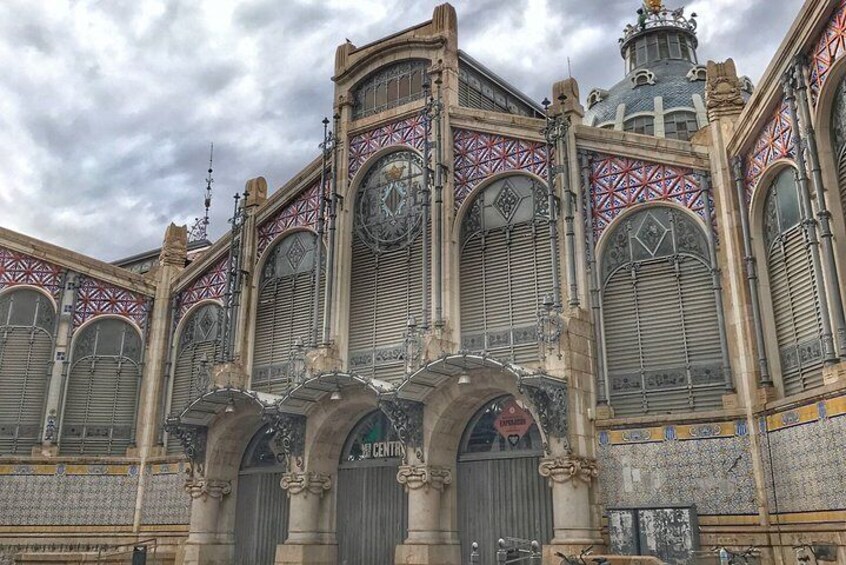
352;60;429;120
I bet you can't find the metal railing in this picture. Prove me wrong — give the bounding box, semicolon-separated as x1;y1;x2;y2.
469;538;542;564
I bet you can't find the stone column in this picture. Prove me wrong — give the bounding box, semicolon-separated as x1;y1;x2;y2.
275;470;336;565
540;454;599;547
181;476;234;565
394;464;461;565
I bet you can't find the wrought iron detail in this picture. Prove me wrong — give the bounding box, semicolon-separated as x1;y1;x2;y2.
519;378;569;441
164;416;207;474
378;397;424;455
260;404;307;460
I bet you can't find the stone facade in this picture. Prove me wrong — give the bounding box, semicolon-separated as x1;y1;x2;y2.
3;1;846;564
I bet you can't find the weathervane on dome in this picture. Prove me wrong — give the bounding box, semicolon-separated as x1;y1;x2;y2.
188;143;214;243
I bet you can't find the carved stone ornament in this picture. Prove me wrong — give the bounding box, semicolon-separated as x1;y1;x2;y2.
184;477;232;500
396;465;453;492
519;377;569;441
280;471;332;498
378;398;424;450
261;403;307;459
538;455;599;487
705;59;746;120
159;223;188;267
164;416;208;474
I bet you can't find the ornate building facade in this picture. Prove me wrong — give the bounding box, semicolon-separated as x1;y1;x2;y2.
1;1;846;564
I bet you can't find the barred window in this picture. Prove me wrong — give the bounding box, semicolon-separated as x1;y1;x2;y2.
252;231;323;395
664;111;699;141
600;206;724;415
0;289;55;454
352;60;429;120
624;115;655;136
348;151;424;381
459;175;552;365
60;318;142;455
763;169;824;394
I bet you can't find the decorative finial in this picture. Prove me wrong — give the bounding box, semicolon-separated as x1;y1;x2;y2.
189;143;214;243
644;0;663;13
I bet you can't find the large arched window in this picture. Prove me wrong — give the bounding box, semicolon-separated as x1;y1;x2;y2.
763;169;824;394
349;151;424;381
460;175;552;364
252;231;323;395
600;205;724;415
0;288;55;454
830;77;846;241
167;303;222;454
352;59;429;120
60;318;142;455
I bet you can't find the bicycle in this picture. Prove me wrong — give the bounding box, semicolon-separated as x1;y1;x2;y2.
711;546;759;565
554;545;610;565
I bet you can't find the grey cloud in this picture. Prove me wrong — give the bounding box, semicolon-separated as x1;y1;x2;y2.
0;0;798;261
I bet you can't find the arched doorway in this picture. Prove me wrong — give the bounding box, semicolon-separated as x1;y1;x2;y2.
457;395;553;561
234;425;289;565
337;410;408;565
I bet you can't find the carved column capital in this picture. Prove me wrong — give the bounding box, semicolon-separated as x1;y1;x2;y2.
396;464;453;492
280;471;332;498
184;478;232;500
538;455;598;487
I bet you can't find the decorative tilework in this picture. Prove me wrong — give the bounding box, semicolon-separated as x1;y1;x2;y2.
743;100;795;198
176;254;229;321
453;128;548;210
586;152;709;241
0;247;64;299
0;472;138;525
256;180;323;256
598;434;758;515
140;464;191;525
348;115;426;179
72;276;150;330
809;0;846;105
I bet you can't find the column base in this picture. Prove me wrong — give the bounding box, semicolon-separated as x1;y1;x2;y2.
274;543;337;565
178;542;234;565
394;543;461;565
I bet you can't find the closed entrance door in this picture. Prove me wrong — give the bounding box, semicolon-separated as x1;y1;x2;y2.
337;410;408;565
457;396;553;562
234;425;289;565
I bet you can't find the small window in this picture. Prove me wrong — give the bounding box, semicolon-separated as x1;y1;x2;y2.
664;111;699;141
630;69;656;88
352;59;429;120
624;115;655;136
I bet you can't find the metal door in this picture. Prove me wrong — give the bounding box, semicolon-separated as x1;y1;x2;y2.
337;411;408;565
234;426;289;565
458;396;553;562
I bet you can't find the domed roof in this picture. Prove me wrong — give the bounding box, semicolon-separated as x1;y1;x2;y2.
584;1;710;139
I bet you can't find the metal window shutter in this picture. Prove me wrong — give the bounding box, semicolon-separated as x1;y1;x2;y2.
460;236;487;351
60;357;140;456
167;340;219;455
768;228;824;394
839;152;846;229
0;327;52;454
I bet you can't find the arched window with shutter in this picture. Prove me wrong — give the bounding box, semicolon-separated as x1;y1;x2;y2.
459;175;552;364
830;77;846;230
762;168;825;394
60;317;142;455
167;302;222;454
0;288;55;454
252;231;323;394
348;150;424;381
600;205;724;415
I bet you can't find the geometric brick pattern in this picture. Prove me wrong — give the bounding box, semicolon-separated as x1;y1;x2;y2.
0;246;65;300
176;253;229;322
348;115;426;180
809;0;846;106
743;100;795;199
72;276;151;330
453;128;548;210
586;152;709;242
257;180;323;257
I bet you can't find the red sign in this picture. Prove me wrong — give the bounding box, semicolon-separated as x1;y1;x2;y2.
494;399;533;446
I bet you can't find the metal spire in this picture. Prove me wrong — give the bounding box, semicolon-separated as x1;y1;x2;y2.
189;143;214;242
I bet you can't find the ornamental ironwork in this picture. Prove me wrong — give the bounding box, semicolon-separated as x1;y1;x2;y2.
261;404;307;460
519;377;569;441
378;397;424;456
354;151;425;253
164;416;208;474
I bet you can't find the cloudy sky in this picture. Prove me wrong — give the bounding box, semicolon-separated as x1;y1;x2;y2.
0;0;799;261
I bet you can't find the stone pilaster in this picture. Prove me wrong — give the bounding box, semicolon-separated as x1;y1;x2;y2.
394;465;461;565
275;471;336;565
180;474;234;565
540;454;601;560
